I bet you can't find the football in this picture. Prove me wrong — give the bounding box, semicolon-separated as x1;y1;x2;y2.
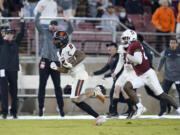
67;56;76;64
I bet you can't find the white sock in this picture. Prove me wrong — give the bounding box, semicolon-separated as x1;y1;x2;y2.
136;102;143;108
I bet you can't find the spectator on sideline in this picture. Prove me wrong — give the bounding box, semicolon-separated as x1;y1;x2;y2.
125;0;144;14
89;42;122;115
0;11;25;119
100;5;119;32
150;0;160;14
117;7;135;31
34;0;58;28
57;0;77;17
157;37;180;116
23;0;38;22
152;0;175;53
75;0;91;25
35;5;73;117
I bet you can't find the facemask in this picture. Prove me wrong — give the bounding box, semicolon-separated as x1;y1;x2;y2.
120;12;126;18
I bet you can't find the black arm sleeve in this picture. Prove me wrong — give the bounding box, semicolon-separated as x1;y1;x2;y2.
104;72;112;78
143;43;153;68
93;64;110;75
66;21;74;35
15;22;25;44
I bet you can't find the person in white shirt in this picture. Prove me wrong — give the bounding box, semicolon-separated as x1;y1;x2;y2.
34;0;57;26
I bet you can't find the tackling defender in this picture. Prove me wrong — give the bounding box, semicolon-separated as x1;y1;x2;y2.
120;29;180;118
50;31;106;126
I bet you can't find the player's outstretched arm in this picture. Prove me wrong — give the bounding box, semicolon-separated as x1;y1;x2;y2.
112;53;124;77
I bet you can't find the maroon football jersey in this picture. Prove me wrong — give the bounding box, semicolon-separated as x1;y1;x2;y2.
127;41;150;76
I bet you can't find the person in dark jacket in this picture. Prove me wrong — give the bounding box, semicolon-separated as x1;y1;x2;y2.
157;37;180;116
117;7;135;31
35;5;73;117
90;42;134;117
90;42;122;115
0;12;25;119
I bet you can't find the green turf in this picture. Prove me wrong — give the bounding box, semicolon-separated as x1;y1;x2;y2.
0;119;180;135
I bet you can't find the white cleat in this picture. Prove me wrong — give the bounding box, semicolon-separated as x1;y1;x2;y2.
93;116;106;126
176;107;180;115
94;85;106;103
133;106;147;119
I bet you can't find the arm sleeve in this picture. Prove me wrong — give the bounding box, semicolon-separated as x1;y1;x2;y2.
157;51;166;71
143;44;153;68
93;64;110;75
170;10;175;32
34;12;44;33
152;9;160;29
113;54;124;74
15;22;25;44
66;21;74;35
104;72;112;78
127;51;142;65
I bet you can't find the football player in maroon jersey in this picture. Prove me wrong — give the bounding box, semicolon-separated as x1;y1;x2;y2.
121;30;180;118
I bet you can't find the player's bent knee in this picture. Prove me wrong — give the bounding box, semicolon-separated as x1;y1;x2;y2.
71;97;82;103
124;81;133;92
71;98;78;103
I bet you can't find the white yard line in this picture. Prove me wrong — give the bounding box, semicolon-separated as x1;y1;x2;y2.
1;115;180;120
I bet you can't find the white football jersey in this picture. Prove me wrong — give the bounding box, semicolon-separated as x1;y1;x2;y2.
58;43;76;64
57;43;88;80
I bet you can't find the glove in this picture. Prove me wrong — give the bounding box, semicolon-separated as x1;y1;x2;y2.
63;60;72;69
50;62;57;70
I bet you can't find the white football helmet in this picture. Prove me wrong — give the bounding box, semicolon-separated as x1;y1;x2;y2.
121;29;137;44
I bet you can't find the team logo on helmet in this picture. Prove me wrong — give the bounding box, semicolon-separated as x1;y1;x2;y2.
53;31;69;49
121;29;137;45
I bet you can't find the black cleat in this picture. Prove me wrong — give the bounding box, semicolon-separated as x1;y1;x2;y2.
158;110;166;116
39;109;44;117
60;111;65;117
2;114;7;119
126;110;136;119
13;114;18;119
106;112;119;118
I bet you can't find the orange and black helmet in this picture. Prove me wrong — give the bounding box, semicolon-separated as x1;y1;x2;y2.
53;31;69;49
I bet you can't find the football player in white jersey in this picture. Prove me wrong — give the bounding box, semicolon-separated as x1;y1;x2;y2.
50;31;106;126
110;31;140;119
120;30;180;118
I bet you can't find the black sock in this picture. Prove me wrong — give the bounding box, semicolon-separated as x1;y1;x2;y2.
112;98;119;114
75;102;99;118
159;93;178;109
125;99;134;112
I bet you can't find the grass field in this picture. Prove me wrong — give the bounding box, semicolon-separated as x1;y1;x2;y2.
0;119;180;135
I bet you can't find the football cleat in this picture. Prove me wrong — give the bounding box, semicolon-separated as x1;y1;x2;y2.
94;85;106;103
106;112;119;119
126;109;136;119
176;107;180;115
133;105;146;119
93;116;106;126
